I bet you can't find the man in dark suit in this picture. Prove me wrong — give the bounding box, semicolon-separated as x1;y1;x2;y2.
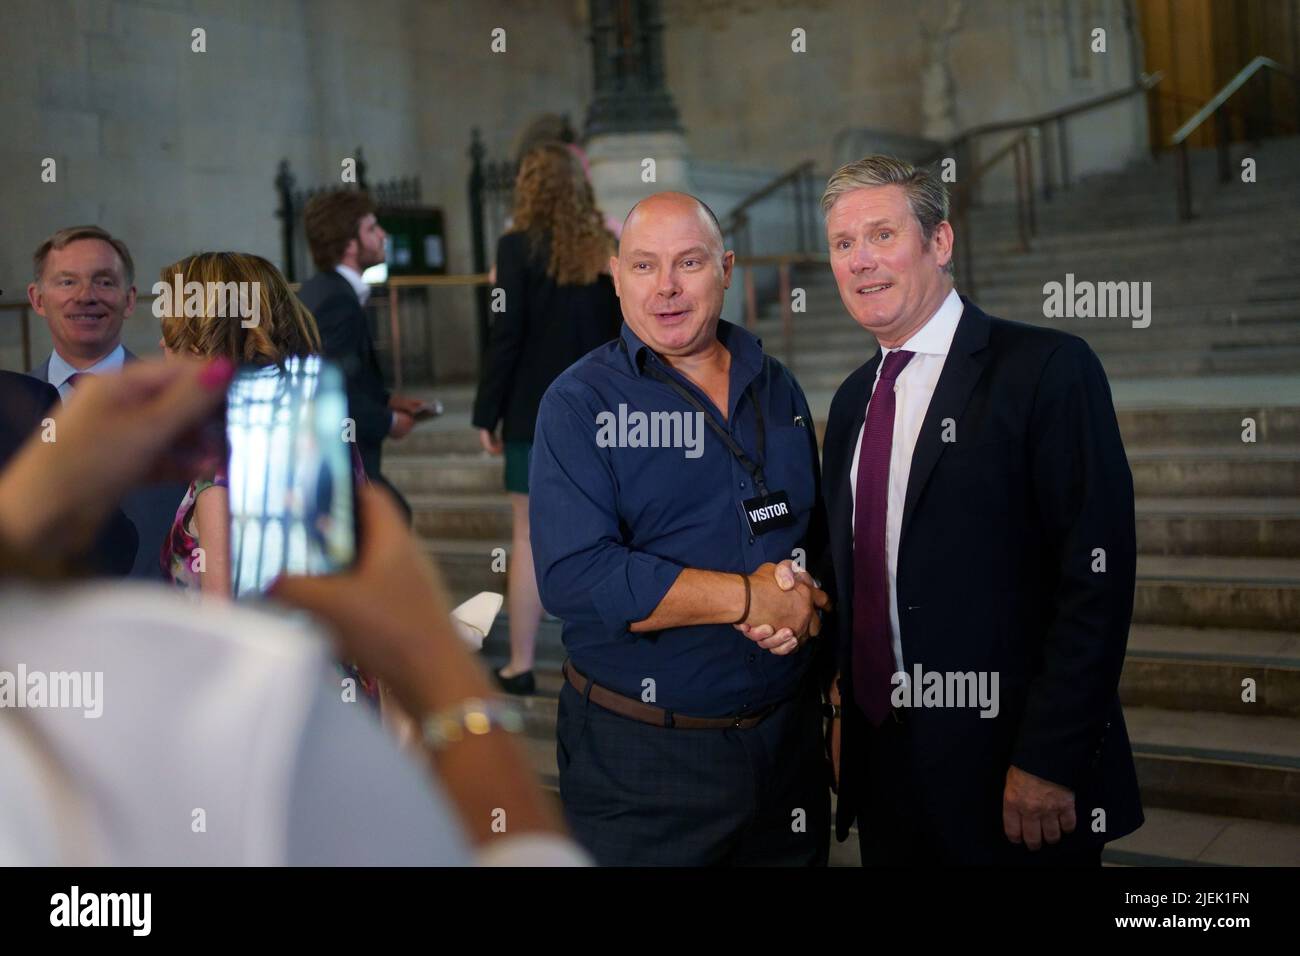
0;371;137;576
297;189;422;517
805;156;1142;865
25;226;182;580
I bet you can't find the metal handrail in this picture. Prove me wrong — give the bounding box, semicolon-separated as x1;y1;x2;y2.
720;159;816;238
1170;57;1292;145
1168;56;1298;220
923;71;1163;161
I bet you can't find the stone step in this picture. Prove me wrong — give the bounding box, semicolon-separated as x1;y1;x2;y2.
421;537;509;596
1100;806;1300;866
1122;624;1300;718
1127;705;1300;824
968;193;1300;240
1127;446;1300;497
1114;407;1300;447
1135;497;1300;558
388;455;503;495
1132;555;1300;631
399;426;486;456
411;493;512;539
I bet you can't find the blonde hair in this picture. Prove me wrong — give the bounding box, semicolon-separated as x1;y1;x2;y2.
34;225;134;285
158;252;322;364
509;143;614;286
821;155;954;275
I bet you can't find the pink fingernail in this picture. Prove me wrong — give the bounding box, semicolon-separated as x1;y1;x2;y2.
199;356;235;391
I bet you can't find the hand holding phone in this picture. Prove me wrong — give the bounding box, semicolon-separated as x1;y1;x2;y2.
225;356;358;597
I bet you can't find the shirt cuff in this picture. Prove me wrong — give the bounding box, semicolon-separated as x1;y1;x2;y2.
588;553;683;632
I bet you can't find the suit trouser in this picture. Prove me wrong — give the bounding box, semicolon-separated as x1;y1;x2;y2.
556;679;831;867
853;711;1103;867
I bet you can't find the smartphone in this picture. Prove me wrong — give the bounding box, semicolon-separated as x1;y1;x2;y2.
225;356;357;597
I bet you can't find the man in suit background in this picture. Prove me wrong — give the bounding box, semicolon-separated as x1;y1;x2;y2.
25;226;181;580
812;156;1142;865
0;370;137;576
297;190;422;517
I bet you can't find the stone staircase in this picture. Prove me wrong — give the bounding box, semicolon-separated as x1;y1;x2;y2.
390;137;1300;866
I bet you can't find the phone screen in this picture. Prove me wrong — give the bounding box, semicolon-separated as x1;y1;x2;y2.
225;356;357;596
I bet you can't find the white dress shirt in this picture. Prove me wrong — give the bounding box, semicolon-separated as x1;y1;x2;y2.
47;343;126;400
335;263;395;432
849;287;964;677
335;263;371;306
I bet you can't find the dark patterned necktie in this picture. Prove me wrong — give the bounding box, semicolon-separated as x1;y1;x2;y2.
852;349;914;725
65;371;94;390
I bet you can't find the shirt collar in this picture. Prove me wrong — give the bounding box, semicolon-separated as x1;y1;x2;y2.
619;319;765;383
48;343;126;390
881;286;962;359
335;264;371;306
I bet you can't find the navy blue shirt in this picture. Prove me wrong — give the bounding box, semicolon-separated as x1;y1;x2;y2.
529;320;825;717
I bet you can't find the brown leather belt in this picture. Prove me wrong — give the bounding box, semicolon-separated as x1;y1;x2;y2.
562;659;777;729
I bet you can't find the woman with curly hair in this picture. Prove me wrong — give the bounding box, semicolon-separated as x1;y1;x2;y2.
156;251;327;598
472;142;621;695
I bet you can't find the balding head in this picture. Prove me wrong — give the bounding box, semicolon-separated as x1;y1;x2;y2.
610;191;735;359
620;192;725;261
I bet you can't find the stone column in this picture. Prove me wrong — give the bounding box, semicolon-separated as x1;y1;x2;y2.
920;0;965;144
584;0;693;221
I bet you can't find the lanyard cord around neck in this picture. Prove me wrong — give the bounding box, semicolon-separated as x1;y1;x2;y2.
643;361;769;496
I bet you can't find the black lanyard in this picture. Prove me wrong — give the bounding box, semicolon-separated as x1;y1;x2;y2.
644;362;769;496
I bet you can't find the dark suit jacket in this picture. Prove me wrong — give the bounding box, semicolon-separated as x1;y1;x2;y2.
472;232;621;443
298;270;391;478
821;297;1143;861
0;371;59;472
2;370;138;577
33;348;188;581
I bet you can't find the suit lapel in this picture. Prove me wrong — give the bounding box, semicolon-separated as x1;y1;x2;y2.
899;298;991;543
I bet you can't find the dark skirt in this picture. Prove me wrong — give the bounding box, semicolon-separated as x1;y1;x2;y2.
504;441;532;494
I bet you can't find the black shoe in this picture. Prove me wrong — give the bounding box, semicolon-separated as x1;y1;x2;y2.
494;667;536;696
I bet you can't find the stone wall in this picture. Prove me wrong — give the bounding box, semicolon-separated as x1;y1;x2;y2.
0;0;593;376
1;0;1152;378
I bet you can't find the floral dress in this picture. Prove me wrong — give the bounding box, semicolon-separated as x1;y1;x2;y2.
161;449;380;707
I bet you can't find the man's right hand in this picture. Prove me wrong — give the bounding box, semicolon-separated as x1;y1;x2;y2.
739;560;829;655
743;561;828;644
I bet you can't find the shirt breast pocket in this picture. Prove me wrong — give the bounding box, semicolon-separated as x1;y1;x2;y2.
762;424;817;518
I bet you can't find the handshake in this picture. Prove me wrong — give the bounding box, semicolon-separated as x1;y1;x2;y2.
735;560;831;657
